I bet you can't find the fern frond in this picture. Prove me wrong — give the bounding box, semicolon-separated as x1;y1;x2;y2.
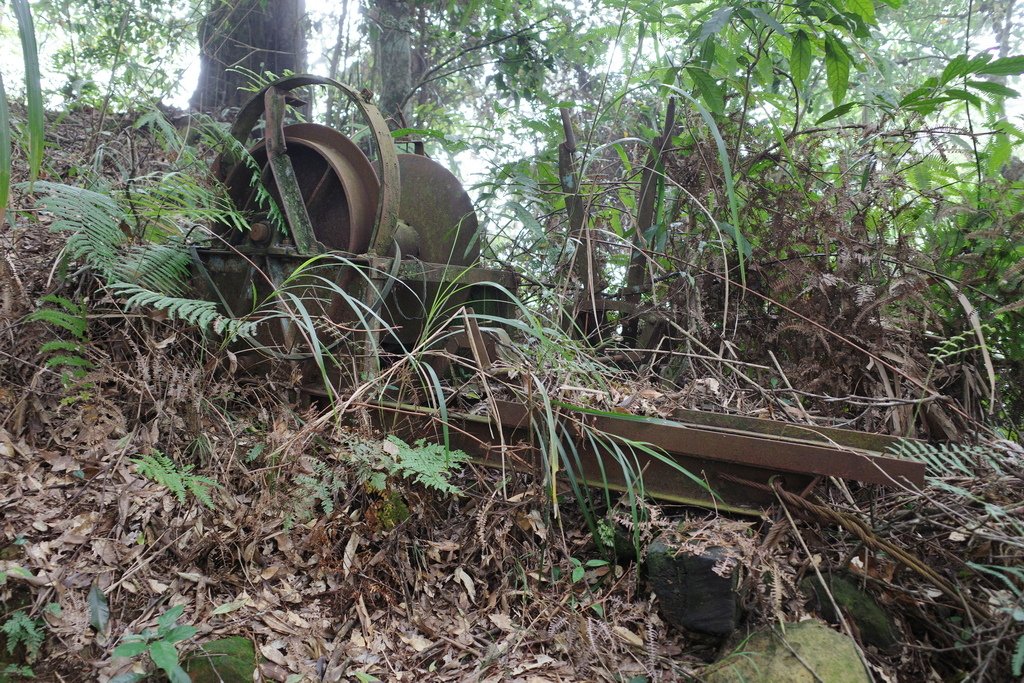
27;296;88;340
43;354;92;371
131;451;219;509
286;458;346;528
111;283;258;339
117;243;192;296
888;439;1006;477
129;171;249;234
33;181;126;282
384;436;469;495
1;611;44;662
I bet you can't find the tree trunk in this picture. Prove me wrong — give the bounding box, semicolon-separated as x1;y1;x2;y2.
191;0;307;112
370;0;413;125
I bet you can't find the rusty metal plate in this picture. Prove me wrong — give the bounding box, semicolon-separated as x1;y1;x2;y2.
365;398;925;514
220;75;399;253
368;154;483;346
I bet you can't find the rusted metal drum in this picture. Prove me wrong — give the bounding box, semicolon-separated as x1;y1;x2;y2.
193;75;514;374
390;153;479;266
218;122;379;254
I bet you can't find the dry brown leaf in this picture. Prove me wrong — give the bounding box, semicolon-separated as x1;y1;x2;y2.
453;567;476;603
399;632;433;652
488;613;516;632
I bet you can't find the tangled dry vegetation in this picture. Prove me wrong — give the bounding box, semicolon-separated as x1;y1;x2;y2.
1;110;1024;683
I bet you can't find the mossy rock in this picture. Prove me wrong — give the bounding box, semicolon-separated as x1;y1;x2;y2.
184;636;257;683
705;620;869;683
801;573;898;652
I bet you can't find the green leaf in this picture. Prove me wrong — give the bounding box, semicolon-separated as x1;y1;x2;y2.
507;200;545;239
162;625;197;644
149;639;180;673
815;102;858;124
7;566;33;579
974;56;1024;77
967;80;1020;98
989;125;1014;173
1013;634;1024;676
687;67;724;115
824;34;851;106
112;641;149;658
11;0;43;183
585;559;609;568
716;221;752;259
942;88;983;108
790;30;812;92
88;583;110;633
167;664;191;683
157;605;185;631
698;6;734;42
571;565;585;582
748;7;787;36
846;0;875;24
941;55;970;84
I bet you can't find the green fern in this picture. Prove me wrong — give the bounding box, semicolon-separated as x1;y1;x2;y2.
111;283;257;339
286;458;346;529
1;611;44;663
28;164;259;339
888;439;1007;478
131;451;219;509
27;295;93;387
0;663;35;681
381;436;469;495
27;295;88;339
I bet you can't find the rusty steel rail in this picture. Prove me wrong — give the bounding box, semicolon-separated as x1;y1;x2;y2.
367;398;926;515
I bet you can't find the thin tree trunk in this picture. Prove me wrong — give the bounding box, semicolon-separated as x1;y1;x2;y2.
191;0;307;113
371;0;413;125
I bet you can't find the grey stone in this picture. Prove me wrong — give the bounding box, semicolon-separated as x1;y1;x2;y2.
705;620;870;683
646;538;739;636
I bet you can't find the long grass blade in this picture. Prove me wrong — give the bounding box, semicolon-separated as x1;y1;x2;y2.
661;83;744;286
12;0;44;183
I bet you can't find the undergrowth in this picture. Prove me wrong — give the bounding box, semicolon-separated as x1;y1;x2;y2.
1;611;44;663
285;435;469;529
131;451;219;509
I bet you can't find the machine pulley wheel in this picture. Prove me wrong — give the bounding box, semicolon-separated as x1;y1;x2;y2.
219;122;379;254
389;153;480;267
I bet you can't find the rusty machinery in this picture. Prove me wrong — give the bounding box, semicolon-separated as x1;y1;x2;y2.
193;76;924;514
193;75;515;376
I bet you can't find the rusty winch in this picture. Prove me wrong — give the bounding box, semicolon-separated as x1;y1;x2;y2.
191;76;926;514
192;75;515;374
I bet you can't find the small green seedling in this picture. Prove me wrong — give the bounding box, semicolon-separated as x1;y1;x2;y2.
111;605;196;683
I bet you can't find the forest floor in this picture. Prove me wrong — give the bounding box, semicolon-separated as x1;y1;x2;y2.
2;109;1023;683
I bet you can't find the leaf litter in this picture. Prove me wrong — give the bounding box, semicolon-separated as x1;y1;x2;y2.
0;108;1022;683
